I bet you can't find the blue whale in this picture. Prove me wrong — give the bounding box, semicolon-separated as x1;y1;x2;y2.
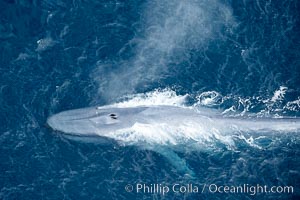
47;105;300;175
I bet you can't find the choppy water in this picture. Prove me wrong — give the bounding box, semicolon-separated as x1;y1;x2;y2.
0;0;300;199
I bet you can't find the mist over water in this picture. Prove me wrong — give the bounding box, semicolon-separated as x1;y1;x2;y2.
93;0;236;100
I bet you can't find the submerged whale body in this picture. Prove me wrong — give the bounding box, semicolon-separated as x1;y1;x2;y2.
47;105;300;175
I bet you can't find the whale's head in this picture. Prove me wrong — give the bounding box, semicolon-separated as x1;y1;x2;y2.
47;106;148;137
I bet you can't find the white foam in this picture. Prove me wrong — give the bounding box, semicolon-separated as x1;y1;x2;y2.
196;91;223;107
36;36;56;52
271;86;288;102
284;98;300;112
112;88;188;108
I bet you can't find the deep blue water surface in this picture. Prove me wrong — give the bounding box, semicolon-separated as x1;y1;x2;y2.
1;0;300;199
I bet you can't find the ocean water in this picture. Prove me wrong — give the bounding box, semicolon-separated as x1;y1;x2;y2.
0;0;300;199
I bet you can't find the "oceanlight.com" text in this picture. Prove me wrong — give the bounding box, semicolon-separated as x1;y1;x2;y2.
124;183;294;196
